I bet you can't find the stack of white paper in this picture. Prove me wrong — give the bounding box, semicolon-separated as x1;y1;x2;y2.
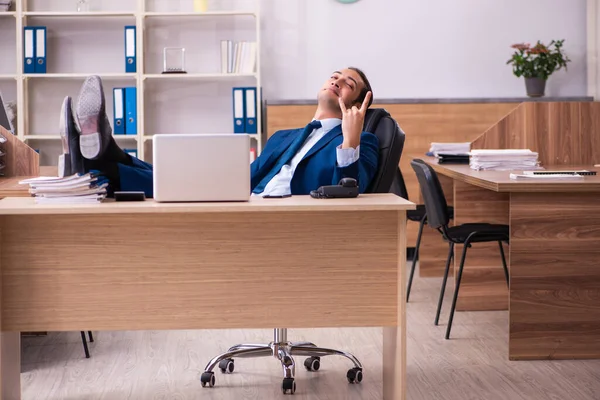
19;173;107;204
429;142;471;155
469;149;540;171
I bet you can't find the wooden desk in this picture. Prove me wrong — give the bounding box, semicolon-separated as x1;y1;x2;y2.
425;160;600;192
0;194;415;400
415;156;600;361
0;167;57;198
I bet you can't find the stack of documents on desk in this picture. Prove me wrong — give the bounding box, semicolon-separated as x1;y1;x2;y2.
469;149;540;171
19;172;107;204
428;142;471;156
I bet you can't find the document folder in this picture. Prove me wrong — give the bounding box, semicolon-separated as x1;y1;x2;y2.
124;87;137;135
232;87;245;133
113;88;125;134
124;26;136;73
23;27;35;73
244;87;257;134
437;153;469;164
34;26;46;73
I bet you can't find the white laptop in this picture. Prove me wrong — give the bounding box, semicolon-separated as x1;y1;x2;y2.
152;133;251;202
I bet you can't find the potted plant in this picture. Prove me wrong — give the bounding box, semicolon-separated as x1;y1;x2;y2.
506;39;571;97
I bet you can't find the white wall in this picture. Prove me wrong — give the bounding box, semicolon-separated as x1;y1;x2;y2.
3;0;589;165
587;0;599;97
259;0;588;101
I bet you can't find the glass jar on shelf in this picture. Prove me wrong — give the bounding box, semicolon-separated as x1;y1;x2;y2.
76;0;90;12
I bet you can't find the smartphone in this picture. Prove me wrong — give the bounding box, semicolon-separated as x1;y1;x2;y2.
262;194;292;198
114;191;146;201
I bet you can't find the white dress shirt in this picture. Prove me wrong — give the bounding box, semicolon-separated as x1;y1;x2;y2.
255;118;360;197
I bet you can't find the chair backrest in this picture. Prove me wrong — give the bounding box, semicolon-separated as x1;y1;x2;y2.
410;159;450;229
389;166;409;199
363;108;407;194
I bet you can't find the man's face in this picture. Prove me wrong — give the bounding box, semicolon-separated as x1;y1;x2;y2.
318;68;364;111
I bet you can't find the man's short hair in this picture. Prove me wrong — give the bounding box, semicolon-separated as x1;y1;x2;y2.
348;67;373;108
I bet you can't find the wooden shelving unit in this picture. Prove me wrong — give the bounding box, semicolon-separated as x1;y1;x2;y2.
22;11;137;16
1;0;262;166
24;73;137;79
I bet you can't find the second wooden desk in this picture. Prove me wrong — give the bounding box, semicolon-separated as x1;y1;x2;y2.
414;157;600;361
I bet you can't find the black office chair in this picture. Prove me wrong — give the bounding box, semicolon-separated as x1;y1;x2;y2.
364;108;406;192
410;159;509;339
199;109;406;395
374;135;455;303
404;193;455;302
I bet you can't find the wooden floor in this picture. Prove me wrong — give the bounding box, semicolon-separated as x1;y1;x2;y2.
20;263;600;400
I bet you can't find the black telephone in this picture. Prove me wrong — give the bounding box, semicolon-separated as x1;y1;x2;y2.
310;177;359;199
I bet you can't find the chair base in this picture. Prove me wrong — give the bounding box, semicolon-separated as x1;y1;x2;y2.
200;328;363;395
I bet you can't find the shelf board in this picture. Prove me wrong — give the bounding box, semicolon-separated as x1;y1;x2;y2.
144;11;256;17
25;135;138;140
0;74;16;80
113;135;139;139
23;73;136;79
24;135;61;140
0;11;16;17
144;73;256;80
22;11;136;17
142;134;258;142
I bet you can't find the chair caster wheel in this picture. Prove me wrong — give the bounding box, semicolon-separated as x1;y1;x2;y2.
200;371;215;387
219;358;234;373
347;367;363;384
282;377;296;394
304;356;320;371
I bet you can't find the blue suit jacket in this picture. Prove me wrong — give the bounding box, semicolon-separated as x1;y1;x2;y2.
251;125;379;195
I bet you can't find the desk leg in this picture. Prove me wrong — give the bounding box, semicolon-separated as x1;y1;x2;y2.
383;212;407;400
1;333;20;400
453;181;509;311
510;192;600;360
0;223;21;400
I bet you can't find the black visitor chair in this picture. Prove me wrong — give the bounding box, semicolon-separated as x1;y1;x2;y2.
81;331;94;358
410;159;510;339
405;203;454;302
388;157;455;304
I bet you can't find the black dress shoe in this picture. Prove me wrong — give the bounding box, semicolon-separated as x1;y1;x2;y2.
75;75;111;160
58;96;85;177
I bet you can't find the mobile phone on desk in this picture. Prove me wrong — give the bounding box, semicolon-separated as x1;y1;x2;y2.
262;194;292;198
114;191;146;201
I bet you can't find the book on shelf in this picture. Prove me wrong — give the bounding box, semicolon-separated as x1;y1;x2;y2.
221;40;256;74
19;172;108;204
0;1;12;12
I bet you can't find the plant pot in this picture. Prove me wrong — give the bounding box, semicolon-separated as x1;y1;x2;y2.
525;77;547;97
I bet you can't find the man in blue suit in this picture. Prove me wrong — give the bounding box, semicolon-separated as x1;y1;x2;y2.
60;69;379;198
